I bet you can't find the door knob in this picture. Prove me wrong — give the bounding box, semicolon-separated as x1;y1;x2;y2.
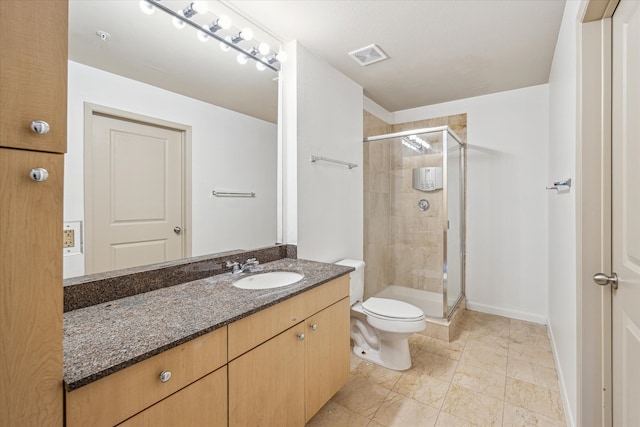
173;226;182;234
593;272;618;290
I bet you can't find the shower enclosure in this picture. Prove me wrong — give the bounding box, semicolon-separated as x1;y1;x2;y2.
363;126;465;320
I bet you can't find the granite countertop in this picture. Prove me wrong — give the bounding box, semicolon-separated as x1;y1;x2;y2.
63;258;353;392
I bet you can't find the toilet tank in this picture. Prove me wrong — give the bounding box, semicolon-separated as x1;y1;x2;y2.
335;259;365;305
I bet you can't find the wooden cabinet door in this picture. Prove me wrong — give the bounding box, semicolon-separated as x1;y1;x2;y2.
305;297;351;422
0;0;67;153
118;368;227;427
0;148;63;426
229;325;305;427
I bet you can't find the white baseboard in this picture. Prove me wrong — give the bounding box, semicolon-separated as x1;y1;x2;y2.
465;301;547;324
547;322;576;427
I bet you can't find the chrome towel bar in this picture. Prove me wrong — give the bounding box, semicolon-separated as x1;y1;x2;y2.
310;155;358;169
212;190;255;197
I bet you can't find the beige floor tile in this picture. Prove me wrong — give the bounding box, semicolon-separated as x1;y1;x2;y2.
452;362;506;401
332;375;391;418
459;342;508;376
505;377;565;422
508;328;553;349
466;332;510;355
508;342;555;369
352;361;403;390
506;358;559;390
371;391;440;427
441;383;504;427
509;319;548;337
502;402;566;426
409;334;428;357
420;335;465;361
435;411;479;427
411;350;459;381
392;370;450;408
306;400;371;427
351;351;364;371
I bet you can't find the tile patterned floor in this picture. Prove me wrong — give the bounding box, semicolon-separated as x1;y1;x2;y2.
306;310;567;427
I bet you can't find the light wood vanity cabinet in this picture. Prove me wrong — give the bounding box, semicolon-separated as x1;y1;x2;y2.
118;368;227;427
1;1;67;425
65;328;227;427
304;297;351;421
228;276;350;426
65;275;350;427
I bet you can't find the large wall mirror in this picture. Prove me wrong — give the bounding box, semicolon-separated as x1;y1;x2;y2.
65;0;281;279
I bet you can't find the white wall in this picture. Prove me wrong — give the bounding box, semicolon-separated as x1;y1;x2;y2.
281;42;364;262
547;1;582;425
65;61;277;278
386;84;550;323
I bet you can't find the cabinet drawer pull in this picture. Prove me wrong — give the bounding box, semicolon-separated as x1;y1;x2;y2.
29;168;49;182
310;323;318;331
297;333;305;341
159;371;172;383
30;120;50;135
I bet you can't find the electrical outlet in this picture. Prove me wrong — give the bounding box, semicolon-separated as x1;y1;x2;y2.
63;221;82;255
63;229;75;248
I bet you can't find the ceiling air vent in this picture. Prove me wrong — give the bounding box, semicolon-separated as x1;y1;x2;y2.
348;44;388;67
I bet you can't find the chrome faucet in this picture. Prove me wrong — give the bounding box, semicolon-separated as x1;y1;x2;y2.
226;258;259;274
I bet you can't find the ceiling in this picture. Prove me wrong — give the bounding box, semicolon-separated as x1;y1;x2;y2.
69;0;566;123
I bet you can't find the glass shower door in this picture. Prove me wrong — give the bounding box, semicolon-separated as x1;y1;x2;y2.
444;130;465;317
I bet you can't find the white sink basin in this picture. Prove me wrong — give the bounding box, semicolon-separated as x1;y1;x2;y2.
232;271;304;290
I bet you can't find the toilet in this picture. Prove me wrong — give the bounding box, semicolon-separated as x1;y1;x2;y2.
336;259;426;371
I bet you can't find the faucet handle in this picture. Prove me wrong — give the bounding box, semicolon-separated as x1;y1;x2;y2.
246;258;258;265
226;260;239;268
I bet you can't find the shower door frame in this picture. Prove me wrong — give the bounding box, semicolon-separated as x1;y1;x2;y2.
364;126;466;320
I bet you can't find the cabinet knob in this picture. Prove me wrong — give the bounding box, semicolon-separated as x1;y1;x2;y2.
310;323;318;331
297;333;305;341
159;371;172;383
29;168;49;182
30;120;50;135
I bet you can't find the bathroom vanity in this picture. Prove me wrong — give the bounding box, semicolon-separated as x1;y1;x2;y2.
63;257;352;427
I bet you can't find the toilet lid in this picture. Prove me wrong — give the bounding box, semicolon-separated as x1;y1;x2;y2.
361;297;424;320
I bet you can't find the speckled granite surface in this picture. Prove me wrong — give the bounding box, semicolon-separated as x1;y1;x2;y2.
64;245;295;312
63;258;352;392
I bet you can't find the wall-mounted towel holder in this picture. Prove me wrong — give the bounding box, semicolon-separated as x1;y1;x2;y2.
546;178;571;191
212;190;255;197
310;155;358;169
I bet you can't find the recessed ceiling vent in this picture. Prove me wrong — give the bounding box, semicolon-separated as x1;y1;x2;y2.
348;44;388;66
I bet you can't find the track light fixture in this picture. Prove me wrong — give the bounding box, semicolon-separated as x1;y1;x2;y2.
402;135;431;153
142;0;284;72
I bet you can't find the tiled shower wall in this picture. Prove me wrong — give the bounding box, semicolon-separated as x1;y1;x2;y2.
363;112;467;299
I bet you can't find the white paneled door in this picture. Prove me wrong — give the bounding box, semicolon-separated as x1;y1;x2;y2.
612;0;640;425
86;113;184;274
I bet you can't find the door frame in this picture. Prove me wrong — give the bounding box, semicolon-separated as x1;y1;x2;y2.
83;103;192;273
576;1;618;426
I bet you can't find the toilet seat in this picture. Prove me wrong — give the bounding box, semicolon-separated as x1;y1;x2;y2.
362;297;424;321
